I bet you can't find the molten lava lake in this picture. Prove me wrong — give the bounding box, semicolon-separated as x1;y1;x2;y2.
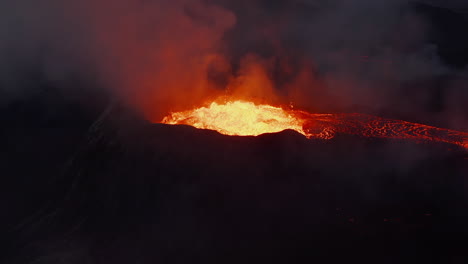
161;100;468;150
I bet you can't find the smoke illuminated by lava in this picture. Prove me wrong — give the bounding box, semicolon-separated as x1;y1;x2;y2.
161;99;468;150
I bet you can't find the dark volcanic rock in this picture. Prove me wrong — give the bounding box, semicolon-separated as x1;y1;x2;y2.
7;104;468;264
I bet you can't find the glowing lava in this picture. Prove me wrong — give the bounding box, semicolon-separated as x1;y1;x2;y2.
161;99;468;150
162;101;307;137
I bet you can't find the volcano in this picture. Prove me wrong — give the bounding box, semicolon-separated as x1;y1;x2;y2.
3;1;468;264
6;103;466;264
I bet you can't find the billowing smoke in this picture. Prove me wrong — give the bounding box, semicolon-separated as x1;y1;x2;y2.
216;0;467;129
0;0;466;129
0;0;236;117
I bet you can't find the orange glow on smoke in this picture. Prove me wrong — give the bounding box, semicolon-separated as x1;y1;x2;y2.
162;100;307;137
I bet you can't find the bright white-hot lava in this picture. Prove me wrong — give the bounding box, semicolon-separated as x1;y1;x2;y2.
161;99;468;150
161;100;308;137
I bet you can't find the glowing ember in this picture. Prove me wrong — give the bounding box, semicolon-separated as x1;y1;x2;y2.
162;101;307;137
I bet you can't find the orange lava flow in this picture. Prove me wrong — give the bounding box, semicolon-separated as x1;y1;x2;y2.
161;100;468;150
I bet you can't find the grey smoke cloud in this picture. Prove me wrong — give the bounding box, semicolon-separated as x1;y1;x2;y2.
0;0;466;129
218;0;466;128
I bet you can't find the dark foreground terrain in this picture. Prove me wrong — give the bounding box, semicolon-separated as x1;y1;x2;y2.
3;103;468;264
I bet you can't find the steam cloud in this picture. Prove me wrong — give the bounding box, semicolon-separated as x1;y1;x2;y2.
0;0;466;129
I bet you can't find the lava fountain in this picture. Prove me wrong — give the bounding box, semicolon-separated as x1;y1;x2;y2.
161;99;468;150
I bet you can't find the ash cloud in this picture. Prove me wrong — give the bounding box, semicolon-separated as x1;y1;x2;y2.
0;0;467;129
217;0;467;128
0;0;236;114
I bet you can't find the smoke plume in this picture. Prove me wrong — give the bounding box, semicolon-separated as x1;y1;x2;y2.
0;0;466;128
